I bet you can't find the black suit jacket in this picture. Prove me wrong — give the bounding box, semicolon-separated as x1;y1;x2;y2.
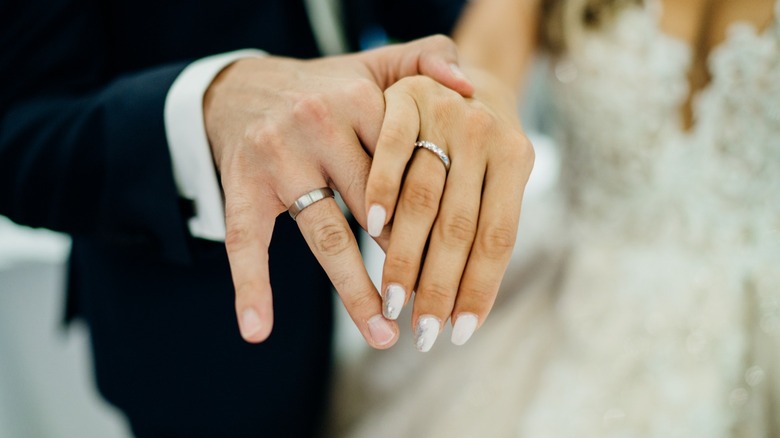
0;0;464;436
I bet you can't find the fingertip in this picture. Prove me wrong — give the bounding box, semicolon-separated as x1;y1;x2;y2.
436;63;475;98
448;63;475;97
239;306;273;343
382;283;406;320
414;315;441;352
367;204;387;237
421;58;474;98
367;314;399;349
451;312;478;346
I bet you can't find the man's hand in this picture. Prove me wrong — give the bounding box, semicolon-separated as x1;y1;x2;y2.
203;36;471;348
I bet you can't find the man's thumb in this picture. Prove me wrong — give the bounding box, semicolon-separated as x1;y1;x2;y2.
363;34;474;97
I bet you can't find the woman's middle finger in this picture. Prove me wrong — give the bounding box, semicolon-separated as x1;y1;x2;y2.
410;132;485;352
380;140;448;321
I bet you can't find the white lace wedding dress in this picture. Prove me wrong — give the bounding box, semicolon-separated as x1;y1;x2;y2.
333;2;780;436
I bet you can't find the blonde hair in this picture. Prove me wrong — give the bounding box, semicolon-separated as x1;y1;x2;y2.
540;0;643;54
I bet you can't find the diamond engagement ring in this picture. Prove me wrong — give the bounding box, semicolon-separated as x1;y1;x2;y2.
288;187;336;220
414;140;450;172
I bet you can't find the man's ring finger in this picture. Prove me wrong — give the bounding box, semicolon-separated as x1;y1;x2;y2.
288;187;336;220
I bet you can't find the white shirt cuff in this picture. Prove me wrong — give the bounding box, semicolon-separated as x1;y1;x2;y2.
164;49;265;242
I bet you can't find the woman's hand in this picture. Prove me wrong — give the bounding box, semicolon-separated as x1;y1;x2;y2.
365;70;534;351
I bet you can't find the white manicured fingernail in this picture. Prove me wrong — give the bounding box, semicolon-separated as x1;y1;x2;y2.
383;284;405;320
451;313;478;346
414;315;441;352
240;308;262;339
367;204;386;237
367;314;395;346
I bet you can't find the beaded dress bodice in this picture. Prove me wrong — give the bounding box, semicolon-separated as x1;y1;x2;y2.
550;1;780;253
518;2;780;434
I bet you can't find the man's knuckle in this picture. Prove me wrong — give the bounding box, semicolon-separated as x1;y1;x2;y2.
224;224;251;253
329;269;355;292
341;291;374;314
292;92;331;123
312;220;352;256
348;77;378;98
244;123;279;148
234;280;260;298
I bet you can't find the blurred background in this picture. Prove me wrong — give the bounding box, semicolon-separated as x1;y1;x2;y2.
0;218;130;437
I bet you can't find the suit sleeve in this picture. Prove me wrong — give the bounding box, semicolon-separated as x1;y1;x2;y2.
0;0;193;263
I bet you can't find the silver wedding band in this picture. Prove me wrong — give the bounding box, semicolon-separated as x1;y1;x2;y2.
288;187;335;220
415;140;451;172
